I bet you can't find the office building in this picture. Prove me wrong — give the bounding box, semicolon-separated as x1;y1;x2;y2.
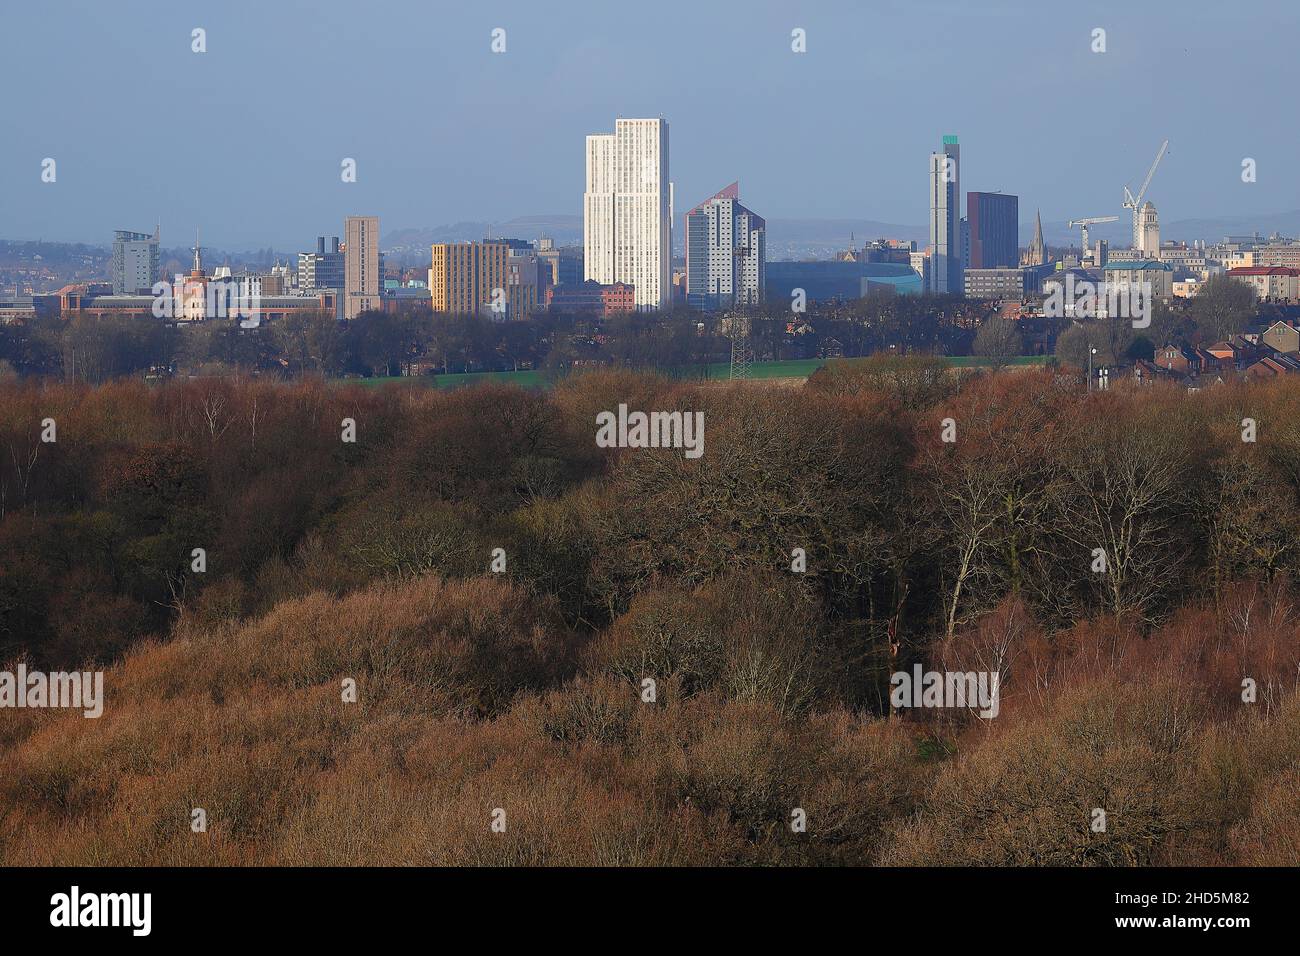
967;192;1019;269
112;228;160;295
299;236;344;291
584;117;672;310
535;238;584;287
964;267;1028;299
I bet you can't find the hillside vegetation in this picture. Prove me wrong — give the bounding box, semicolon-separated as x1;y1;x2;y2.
1;362;1299;864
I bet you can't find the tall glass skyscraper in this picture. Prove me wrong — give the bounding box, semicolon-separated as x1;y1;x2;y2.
967;192;1019;269
928;135;961;294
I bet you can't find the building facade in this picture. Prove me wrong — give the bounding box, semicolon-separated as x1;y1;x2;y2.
684;182;766;310
1103;259;1174;299
344;216;381;319
1227;266;1300;301
299;236;344;291
1261;320;1300;353
112;229;160;295
967;192;1018;269
506;246;542;318
584;118;672;310
1244;246;1300;270
535;237;584;287
964;267;1028;300
909;251;930;289
928;135;962;294
430;241;509;315
545;280;635;316
1136;202;1160;257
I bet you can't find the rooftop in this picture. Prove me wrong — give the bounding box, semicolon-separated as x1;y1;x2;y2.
1227;266;1300;276
1104;260;1173;271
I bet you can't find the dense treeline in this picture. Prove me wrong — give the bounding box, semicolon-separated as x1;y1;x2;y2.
0;292;986;383
1;365;1299;864
3;278;1282;388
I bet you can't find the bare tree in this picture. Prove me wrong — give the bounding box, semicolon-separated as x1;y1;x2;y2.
1058;412;1191;622
972;316;1022;369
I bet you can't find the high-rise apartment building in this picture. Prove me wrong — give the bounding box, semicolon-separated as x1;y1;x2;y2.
584;117;672;310
928;135;961;294
967;192;1019;270
344;216;380;319
430;241;509;315
684;182;766;310
112;228;160;294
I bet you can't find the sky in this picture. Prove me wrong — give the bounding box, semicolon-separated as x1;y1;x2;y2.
2;0;1297;250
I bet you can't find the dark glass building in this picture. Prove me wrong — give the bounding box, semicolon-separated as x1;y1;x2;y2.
967;192;1019;269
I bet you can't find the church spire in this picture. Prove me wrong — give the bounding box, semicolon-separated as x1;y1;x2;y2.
192;228;203;276
1023;209;1046;266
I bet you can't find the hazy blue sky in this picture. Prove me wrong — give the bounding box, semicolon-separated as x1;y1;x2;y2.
2;0;1296;248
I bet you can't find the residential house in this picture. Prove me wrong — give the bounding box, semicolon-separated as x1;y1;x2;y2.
1246;352;1300;378
1153;344;1200;375
1260;320;1300;354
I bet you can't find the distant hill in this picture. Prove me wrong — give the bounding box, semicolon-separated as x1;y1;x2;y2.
383;216;583;252
384;215;927;260
383;208;1300;260
764;218;927;259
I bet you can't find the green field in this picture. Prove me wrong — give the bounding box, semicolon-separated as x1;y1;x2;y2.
343;354;1051;390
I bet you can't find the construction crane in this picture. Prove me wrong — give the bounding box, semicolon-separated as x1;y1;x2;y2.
1067;216;1119;258
1123;139;1169;248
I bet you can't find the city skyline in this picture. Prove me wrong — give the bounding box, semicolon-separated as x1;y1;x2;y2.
4;0;1300;249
